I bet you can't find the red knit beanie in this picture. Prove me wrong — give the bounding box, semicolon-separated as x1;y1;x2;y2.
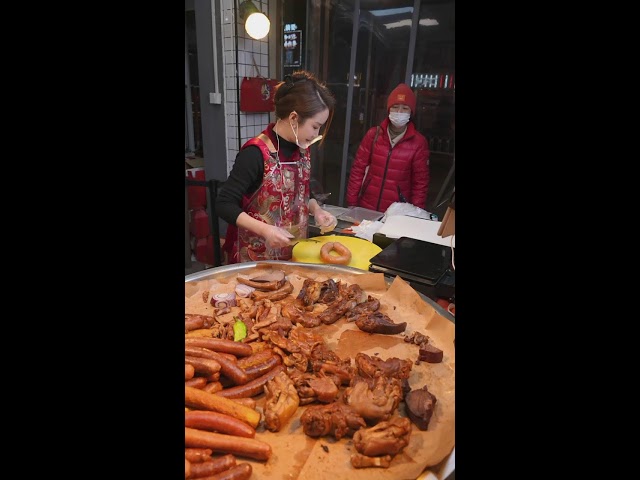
387;83;416;113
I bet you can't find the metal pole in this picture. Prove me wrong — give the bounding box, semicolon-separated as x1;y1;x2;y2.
338;0;360;206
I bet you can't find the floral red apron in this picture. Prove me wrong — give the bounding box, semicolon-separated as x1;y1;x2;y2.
225;124;310;263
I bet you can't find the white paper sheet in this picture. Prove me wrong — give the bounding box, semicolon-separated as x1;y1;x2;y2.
378;215;455;247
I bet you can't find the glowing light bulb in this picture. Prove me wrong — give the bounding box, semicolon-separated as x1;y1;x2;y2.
245;12;270;40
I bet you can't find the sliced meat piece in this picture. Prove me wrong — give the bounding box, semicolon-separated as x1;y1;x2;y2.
355;312;407;334
418;342;443;363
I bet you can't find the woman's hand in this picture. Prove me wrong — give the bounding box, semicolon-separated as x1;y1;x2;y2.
314;208;337;234
263;225;295;249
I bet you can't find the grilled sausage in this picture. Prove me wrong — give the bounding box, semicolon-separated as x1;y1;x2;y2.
206;462;252;480
185;338;253;357
185;355;222;376
188;454;236;478
241;354;282;381
185;410;255;438
203;381;223;394
185;427;271;461
216;365;285;399
184;448;213;463
186;377;208;389
185;386;260;428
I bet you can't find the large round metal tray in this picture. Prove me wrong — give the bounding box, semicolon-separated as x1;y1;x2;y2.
185;260;454;324
185;260;455;479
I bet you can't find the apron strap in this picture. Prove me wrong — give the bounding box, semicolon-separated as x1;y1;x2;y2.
257;133;276;153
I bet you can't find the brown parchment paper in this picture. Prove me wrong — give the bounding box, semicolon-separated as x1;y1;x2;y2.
185;265;455;480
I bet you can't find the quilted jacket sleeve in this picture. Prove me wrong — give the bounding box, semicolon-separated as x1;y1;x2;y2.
346;126;377;207
410;136;430;208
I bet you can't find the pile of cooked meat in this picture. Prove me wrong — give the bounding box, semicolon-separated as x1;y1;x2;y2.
189;270;446;469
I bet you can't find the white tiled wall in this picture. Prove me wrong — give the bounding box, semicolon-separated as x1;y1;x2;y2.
221;0;272;176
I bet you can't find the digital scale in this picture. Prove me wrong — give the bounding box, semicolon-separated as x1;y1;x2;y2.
368;236;455;301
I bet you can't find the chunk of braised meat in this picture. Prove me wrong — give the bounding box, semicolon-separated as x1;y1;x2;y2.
353;416;412;457
281;302;322;328
263;370;300;432
403;331;430;345
355;353;413;380
318;297;358;325
300;402;366;440
262;331;300;353
271;346;309;372
345;296;380;321
310;344;354;385
405;385;437;430
288;327;325;353
251;280;294;301
338;282;366;303
317;279;340;303
344;375;403;421
355;311;407;334
296;278;323;307
289;370;340;405
350;453;392;469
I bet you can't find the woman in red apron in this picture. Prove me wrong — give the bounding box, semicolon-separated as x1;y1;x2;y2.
217;71;337;263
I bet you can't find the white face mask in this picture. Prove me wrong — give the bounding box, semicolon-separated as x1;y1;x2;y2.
389;112;410;128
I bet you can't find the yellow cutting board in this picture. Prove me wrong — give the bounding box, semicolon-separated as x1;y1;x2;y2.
292;235;382;271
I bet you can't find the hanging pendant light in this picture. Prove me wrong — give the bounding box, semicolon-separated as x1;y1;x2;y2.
239;0;270;40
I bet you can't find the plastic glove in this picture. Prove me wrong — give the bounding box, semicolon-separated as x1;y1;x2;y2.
314;208;337;234
263;225;295;249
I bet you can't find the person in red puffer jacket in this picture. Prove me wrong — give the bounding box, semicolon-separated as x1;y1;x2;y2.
346;83;429;213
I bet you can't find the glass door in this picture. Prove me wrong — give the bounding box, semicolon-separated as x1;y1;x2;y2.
305;0;454;216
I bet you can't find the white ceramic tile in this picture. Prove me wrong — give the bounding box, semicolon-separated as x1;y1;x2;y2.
223;24;232;38
261;41;268;54
241;126;248;138
240;115;246;127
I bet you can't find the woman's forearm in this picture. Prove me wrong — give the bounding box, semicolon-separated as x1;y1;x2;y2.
235;212;269;238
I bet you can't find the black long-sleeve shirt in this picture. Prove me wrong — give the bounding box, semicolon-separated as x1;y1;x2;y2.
216;133;299;226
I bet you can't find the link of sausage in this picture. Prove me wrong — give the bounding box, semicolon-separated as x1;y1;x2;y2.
241;355;282;382
185;410;255;438
185;345;230;361
202;381;223;394
185;338;253;357
185;448;213;463
186;316;205;332
185;356;222;376
216;365;285;399
185;427;271;461
199;351;248;385
186;364;196;380
229;397;256;410
185;386;260;428
185;458;191;479
206;372;221;382
217;352;239;364
188;454;236;478
206;462;252;480
185;377;208;389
